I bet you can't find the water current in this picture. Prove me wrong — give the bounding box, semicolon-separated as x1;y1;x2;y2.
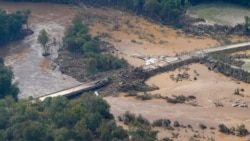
0;2;80;99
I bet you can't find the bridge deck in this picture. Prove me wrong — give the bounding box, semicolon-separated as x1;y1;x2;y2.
38;78;109;101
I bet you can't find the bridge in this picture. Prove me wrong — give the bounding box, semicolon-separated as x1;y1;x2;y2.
142;42;250;72
38;78;109;101
38;42;250;101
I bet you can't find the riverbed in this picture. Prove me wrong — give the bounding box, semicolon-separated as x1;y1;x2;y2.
0;2;80;99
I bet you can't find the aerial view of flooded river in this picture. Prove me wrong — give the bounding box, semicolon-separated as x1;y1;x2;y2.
0;2;80;99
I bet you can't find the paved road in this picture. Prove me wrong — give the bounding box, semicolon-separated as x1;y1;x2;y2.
143;42;250;71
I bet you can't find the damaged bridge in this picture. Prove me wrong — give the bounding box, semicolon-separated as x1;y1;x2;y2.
38;78;109;101
142;42;250;73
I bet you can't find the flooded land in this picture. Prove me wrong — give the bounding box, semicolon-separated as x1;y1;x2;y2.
0;2;80;99
187;2;250;26
1;1;250;140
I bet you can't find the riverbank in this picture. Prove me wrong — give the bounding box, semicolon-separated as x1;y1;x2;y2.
0;2;80;99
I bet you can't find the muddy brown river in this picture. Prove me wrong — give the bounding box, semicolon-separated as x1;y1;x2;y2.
0;2;80;99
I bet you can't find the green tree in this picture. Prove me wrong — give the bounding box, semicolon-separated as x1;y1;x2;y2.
143;0;161;15
0;59;19;99
81;38;100;53
37;29;49;54
85;57;98;74
244;16;250;34
0;10;30;46
160;0;182;24
23;122;47;141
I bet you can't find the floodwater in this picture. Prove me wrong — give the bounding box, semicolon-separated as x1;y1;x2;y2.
187;2;250;26
0;2;80;99
0;1;220;99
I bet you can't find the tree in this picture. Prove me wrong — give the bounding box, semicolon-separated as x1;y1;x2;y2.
143;0;161;15
0;59;19;99
85;57;98;74
23;122;47;141
244;16;250;34
0;10;30;46
160;0;182;23
37;29;49;55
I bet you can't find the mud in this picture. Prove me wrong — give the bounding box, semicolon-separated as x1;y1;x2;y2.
105;63;250;140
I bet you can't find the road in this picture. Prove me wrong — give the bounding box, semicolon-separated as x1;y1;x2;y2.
143;42;250;71
38;78;109;101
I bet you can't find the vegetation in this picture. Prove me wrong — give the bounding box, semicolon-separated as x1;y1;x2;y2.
189;0;250;6
63;19;127;74
219;124;249;136
118;111;158;141
136;92;153;100
152;119;173;130
166;95;189;104
199;123;207;130
37;29;50;55
4;0;250;28
0;9;30;46
0;94;131;141
0;94;166;141
0;58;19;99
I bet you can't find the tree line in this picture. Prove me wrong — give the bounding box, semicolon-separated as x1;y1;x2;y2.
3;0;250;27
189;0;250;6
0;9;30;46
0;93;161;141
0;58;19;99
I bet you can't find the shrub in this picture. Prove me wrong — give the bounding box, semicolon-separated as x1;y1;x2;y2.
121;111;136;125
166;95;188;104
173;121;180;127
136;93;152;101
119;112;150;126
199;123;207;130
152;119;171;128
218;124;230;134
161;137;173;141
136;114;150;126
235;124;249;137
